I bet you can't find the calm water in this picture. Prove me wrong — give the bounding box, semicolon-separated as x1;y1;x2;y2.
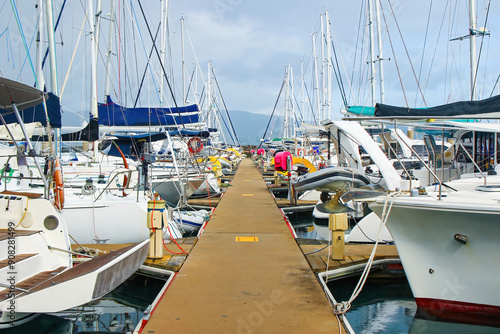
289;211;500;334
4;274;166;334
4;212;499;333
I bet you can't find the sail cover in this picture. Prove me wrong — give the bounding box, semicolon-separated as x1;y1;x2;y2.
98;96;200;127
375;95;500;118
0;76;61;128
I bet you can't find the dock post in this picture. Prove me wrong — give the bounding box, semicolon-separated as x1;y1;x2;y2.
274;171;279;186
147;199;165;259
329;213;348;260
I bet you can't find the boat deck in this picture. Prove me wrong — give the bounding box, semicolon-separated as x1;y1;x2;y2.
140;158;344;333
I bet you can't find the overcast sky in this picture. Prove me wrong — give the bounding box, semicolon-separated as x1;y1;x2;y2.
1;1;499;127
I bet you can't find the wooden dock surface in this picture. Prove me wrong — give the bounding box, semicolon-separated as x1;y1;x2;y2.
141;158;343;333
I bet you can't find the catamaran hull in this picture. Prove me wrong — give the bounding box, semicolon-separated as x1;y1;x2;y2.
369;201;500;321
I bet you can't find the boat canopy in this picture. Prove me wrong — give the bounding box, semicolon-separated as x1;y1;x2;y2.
375;95;500;119
98;96;200;127
0;77;61;128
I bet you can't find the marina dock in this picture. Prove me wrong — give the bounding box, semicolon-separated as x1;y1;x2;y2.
140;158;344;333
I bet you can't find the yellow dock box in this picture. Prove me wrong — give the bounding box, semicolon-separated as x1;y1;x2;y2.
329;213;348;260
147;200;166;259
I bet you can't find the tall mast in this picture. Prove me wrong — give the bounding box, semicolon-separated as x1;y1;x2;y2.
44;0;60;155
368;0;376;107
207;61;212;127
375;0;385;103
181;16;186;105
104;0;115;98
300;60;305;121
36;0;45;91
160;0;168;105
325;10;332;120
320;14;326;120
312;33;321;123
290;64;295;137
89;0;99;162
469;0;477;100
284;66;290;138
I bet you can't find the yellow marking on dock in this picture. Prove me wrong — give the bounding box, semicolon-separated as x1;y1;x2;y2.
142;158;344;333
235;236;259;242
241;193;254;196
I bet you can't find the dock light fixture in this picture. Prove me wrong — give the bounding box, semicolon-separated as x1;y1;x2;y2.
454;233;468;245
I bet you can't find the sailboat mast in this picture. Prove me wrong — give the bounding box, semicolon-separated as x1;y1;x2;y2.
312;33;321;124
375;0;385;104
181;16;186;105
368;0;376;107
89;0;99;162
469;0;477;100
284;66;290;138
44;0;60;155
325;10;332;120
36;0;45;91
320;14;326;121
160;0;168;105
104;0;115;98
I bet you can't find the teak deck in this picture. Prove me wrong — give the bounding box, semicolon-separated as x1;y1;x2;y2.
141;158;344;333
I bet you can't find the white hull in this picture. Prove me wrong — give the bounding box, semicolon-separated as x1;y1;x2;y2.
369;186;500;319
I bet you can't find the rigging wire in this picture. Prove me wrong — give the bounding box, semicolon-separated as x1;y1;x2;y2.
414;0;433;106
472;0;491;100
422;0;450;102
9;0;38;86
211;68;240;145
386;0;427;107
379;1;409;107
259;78;286;147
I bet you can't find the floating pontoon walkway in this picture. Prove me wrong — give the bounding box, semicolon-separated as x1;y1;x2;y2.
141;158;344;333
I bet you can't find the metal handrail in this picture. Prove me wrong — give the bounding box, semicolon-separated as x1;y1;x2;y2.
458;141;487;185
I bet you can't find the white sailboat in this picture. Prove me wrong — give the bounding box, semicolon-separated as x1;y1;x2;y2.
0;77;149;326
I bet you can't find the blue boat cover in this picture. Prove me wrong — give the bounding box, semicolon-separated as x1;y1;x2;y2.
98;96;200;126
0;92;61;128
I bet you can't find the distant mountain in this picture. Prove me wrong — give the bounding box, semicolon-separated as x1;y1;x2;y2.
226;110;282;145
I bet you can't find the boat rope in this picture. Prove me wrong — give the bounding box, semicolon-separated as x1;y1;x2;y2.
333;191;401;315
14;198;29;229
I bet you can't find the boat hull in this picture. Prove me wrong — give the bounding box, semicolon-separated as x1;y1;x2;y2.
369;199;500;319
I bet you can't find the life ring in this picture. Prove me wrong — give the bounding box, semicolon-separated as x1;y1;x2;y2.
52;158;65;210
188;137;203;154
297;148;305;156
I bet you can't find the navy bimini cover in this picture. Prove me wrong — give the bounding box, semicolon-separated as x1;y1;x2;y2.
375;94;500;118
0;92;61;128
98;96;200;127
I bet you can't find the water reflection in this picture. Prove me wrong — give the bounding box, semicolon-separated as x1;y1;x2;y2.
289;212;500;334
2;274;166;334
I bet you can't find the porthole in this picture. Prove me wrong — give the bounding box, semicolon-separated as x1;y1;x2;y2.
44;215;59;230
